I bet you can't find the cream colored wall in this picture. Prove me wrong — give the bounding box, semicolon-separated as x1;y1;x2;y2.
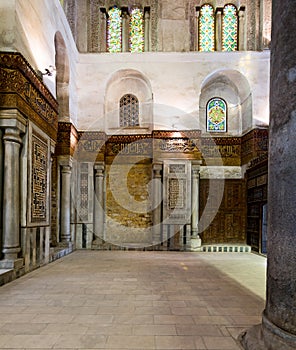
77;51;270;135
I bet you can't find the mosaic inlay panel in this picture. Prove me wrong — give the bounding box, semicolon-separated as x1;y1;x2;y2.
31;134;48;222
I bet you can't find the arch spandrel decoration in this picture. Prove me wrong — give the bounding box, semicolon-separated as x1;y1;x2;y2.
206;97;227;132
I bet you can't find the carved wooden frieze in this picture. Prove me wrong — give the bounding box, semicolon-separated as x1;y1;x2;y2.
0;52;58;140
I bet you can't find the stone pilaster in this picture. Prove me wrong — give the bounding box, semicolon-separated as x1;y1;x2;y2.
144;10;150;52
240;0;296;349
215;8;222;51
152;163;163;244
93;162;105;242
1;123;25;265
191;161;201;251
59;157;72;243
239;8;246;51
122;10;129;52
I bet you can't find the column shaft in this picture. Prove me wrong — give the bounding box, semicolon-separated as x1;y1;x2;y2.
191;165;200;238
2;128;22;260
152;164;162;244
94;164;105;241
60;165;72;242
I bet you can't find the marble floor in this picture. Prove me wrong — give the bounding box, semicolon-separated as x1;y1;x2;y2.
0;250;267;350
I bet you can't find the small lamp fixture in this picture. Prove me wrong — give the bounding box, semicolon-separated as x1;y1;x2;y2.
41;65;56;76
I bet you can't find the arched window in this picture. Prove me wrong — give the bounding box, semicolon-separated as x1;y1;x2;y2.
120;94;139;127
206;98;227;132
130;8;144;52
222;4;238;51
199;4;215;52
107;7;122;53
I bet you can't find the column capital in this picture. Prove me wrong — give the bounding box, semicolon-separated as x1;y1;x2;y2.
0;109;27;134
58;155;73;168
153;163;162;177
2;127;23;145
94;162;105;176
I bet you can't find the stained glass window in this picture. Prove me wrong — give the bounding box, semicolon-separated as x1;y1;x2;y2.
107;7;122;53
222;4;238;51
130;8;144;52
199;4;215;52
120;94;139;127
206;98;227;132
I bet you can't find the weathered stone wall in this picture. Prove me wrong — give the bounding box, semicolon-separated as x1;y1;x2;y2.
105;161;153;244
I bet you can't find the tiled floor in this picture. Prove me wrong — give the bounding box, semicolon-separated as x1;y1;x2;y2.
0;251;267;349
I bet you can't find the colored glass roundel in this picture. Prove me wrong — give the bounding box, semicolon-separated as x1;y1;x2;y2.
107;7;122;53
130;8;144;52
222;4;238;51
199;4;215;52
207;98;227;132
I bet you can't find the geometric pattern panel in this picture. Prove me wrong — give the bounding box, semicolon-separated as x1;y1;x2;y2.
222;4;238;51
31;134;48;222
199;4;215;52
120;94;139;127
130;8;144;52
107;7;122;53
79;163;89;222
206;97;227;132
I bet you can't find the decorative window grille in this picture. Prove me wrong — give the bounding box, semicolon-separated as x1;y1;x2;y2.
222;4;238;51
107;7;122;53
199;4;215;52
120;94;139;127
206;98;227;132
130;8;144;52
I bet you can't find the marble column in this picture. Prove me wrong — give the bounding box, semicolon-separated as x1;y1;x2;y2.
93;163;105;242
1;127;23;260
191;161;201;250
152;163;162;244
60;159;72;243
215;8;222;51
240;1;296;349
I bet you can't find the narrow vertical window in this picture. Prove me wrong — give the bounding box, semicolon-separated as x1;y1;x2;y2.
130;8;144;52
222;4;238;51
206;98;227;132
107;7;122;52
199;4;215;52
120;94;139;127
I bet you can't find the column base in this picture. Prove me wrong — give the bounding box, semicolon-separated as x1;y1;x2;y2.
0;258;24;270
239;314;296;350
190;237;202;251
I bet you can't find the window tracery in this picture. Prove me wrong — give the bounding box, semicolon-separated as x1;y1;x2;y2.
107;7;122;53
206;98;227;132
120;94;139;127
222;4;238;51
199;4;215;52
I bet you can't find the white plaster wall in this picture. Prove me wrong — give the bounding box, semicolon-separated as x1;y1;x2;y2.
77;51;270;134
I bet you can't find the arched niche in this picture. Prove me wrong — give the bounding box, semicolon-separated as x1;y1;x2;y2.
104;69;153;134
199;69;252;135
54;31;70;122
